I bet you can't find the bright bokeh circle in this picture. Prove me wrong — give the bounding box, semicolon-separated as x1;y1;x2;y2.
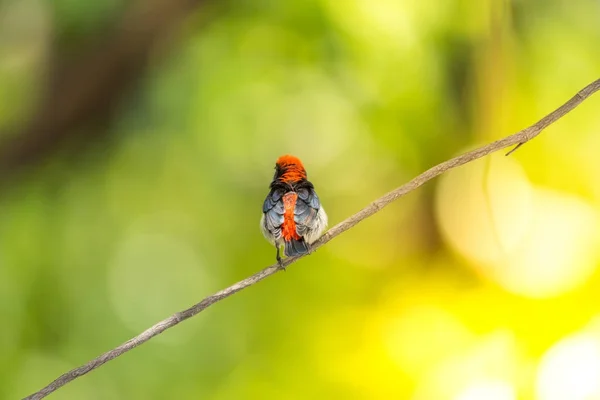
436;153;600;298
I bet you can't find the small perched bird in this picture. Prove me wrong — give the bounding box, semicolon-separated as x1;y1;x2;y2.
261;155;328;268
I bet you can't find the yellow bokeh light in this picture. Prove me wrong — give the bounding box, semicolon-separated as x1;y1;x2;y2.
492;188;599;297
436;154;535;266
436;153;600;298
455;380;516;400
411;331;520;400
537;334;600;400
384;306;475;378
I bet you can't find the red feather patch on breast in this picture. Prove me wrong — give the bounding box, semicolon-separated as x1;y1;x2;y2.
282;192;301;241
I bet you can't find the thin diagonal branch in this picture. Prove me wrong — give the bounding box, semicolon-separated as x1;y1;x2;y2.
23;78;600;400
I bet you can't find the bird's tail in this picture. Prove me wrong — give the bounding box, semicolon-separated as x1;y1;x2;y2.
284;238;309;257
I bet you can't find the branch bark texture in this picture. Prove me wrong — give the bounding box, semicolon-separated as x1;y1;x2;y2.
23;78;600;400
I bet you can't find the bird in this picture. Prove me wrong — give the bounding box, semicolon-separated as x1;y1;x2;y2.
261;155;328;268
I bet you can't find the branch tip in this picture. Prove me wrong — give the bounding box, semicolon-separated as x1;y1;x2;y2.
505;142;524;156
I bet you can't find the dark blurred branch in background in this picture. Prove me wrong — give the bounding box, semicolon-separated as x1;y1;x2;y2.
0;0;207;181
23;79;600;400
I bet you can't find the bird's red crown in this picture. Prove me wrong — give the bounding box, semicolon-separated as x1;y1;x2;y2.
275;155;307;183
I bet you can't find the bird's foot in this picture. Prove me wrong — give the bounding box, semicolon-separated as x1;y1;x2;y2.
277;255;286;271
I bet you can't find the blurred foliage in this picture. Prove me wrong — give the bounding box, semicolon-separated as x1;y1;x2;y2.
1;0;600;399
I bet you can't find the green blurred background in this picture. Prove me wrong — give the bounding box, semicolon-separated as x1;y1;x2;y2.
1;0;600;398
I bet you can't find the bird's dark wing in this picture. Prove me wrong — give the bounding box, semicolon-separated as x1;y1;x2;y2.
294;186;320;237
262;188;285;239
